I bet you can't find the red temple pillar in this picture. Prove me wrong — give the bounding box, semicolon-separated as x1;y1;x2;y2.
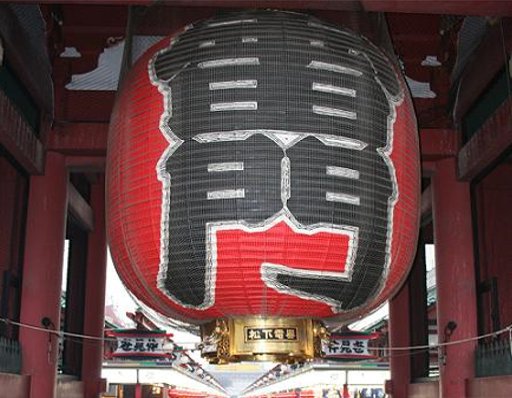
81;177;108;397
388;283;411;398
432;158;477;397
19;152;68;398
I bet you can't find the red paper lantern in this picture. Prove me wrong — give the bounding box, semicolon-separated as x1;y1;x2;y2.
107;10;419;326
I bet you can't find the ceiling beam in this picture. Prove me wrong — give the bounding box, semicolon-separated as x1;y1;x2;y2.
421;161;437;178
362;1;512;16
50;125;459;171
0;90;44;174
65;156;106;172
458;97;512;181
453;19;512;122
421;185;432;217
48;122;108;155
420;129;458;161
9;0;512;15
6;0;362;10
68;181;94;232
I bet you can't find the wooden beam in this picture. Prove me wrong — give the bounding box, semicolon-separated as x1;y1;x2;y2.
458;97;512;181
421;185;432;217
0;90;44;174
68;181;94;232
10;1;363;11
421;161;437;178
126;311;159;331
66;156;106;172
14;0;512;15
421;184;433;227
48;122;108;155
363;1;512;16
0;4;53;114
51;126;455;180
420;129;458;161
53;126;451;175
453;19;512;122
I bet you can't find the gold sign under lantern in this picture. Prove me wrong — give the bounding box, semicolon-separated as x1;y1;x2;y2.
200;317;328;363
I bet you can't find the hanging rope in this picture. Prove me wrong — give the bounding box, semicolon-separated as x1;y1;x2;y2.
1;316;512;354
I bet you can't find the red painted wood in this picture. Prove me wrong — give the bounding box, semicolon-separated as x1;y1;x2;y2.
0;373;30;398
0;91;44;175
49;126;454;166
409;235;430;380
420;129;458;161
432;157;477;398
0;155;29;338
453;20;512;122
81;178;108;398
67;182;94;232
458;97;512;181
421;186;432;217
62;91;115;123
19;152;68;398
50;129;457;173
56;379;84;398
11;1;361;10
421;161;437;178
473;163;512;332
389;282;411;398
17;0;512;15
363;0;512;16
49;123;109;156
409;380;439;398
466;375;512;397
65;156;106;172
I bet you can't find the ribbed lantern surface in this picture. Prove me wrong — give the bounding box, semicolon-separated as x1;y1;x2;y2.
107;10;420;324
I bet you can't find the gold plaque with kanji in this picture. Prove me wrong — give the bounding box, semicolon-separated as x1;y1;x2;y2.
200;317;327;363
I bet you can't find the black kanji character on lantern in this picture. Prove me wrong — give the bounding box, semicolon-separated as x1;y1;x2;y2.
151;11;401;310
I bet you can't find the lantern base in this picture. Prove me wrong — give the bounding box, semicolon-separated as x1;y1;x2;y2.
199;317;328;364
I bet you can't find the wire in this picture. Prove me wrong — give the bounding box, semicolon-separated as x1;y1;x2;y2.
0;317;203;356
245;327;511;393
0;320;225;391
2;316;512;354
381;322;512;352
1;317;110;341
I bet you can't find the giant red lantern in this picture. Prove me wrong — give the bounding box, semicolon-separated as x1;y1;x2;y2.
107;10;419;362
